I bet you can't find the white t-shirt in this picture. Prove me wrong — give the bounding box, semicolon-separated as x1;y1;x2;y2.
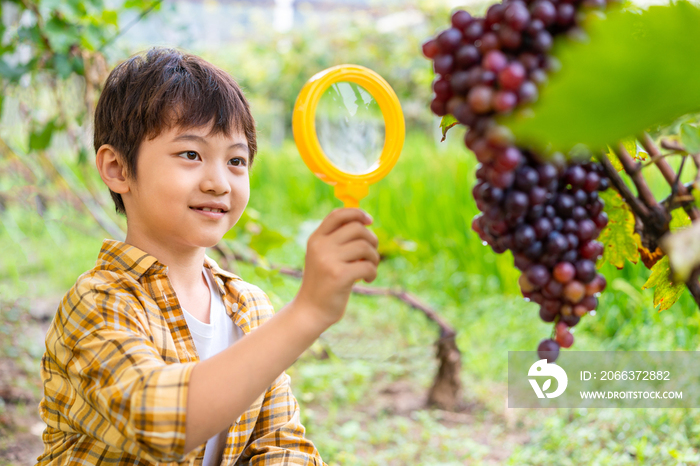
182;266;243;466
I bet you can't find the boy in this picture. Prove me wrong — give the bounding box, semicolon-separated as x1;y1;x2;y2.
37;47;379;465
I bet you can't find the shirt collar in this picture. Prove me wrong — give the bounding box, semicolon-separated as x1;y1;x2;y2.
97;239;241;292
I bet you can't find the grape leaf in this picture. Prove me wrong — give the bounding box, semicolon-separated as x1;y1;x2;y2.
597;188;640;269
670;208;691;231
440;114;458;142
503;2;700;153
605;146;624;172
642;256;685;312
622;137;637;159
680;123;700;154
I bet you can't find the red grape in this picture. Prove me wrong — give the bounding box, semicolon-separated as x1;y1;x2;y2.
538;339;560;363
422;39;440;58
504;1;531;31
531;0;556;25
553;262;576;283
493;90;518;113
468;85;494;113
482;50;507;74
563;280;585;303
585;274;607;294
434;54;455;75
527;264;551;287
437;28;463;53
498;62;526;90
451;10;473;30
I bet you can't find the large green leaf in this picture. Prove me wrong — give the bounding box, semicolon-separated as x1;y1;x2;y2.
504;2;700;153
642;256;685;311
597;188;640;269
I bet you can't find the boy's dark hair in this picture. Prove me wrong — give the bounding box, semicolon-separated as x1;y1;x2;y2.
94;47;257;215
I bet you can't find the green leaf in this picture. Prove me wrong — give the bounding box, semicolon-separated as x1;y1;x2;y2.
249;226;288;256
604;146;624;172
28;120;56;151
680;123;700;154
439;114;458;142
642;256;684;312
503;2;700;153
622;137;637;159
597;188;640;269
101;10;119;27
53;53;73;79
44;17;77;54
669;208;691;231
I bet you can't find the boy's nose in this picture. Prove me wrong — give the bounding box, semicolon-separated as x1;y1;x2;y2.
201;165;230;194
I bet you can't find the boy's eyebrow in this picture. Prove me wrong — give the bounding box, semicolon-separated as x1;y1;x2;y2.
172;133;249;153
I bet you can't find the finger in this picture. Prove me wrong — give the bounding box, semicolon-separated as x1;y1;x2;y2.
337;240;381;265
314;208;373;236
331;221;379;248
347;260;378;284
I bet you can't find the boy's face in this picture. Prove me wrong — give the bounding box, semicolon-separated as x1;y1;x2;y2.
122;122;250;252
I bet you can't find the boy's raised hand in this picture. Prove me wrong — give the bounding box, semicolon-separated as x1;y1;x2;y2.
294;208;380;330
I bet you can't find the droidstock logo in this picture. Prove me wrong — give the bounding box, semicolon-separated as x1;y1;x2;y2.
528;359;568;399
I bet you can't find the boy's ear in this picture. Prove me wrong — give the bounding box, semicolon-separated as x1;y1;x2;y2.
95;144;130;194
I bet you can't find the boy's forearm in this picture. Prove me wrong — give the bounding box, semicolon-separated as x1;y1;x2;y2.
183;298;325;454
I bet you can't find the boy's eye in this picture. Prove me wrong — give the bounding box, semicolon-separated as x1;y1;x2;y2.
178;151;200;160
229;157;247;167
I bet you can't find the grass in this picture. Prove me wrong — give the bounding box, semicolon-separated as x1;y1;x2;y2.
1;133;700;464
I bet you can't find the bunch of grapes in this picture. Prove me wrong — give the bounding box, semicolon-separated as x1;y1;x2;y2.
423;0;616;362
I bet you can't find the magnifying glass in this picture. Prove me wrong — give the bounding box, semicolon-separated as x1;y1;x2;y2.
292;64;405;208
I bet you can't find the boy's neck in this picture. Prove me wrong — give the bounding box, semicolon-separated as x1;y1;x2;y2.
124;231;207;294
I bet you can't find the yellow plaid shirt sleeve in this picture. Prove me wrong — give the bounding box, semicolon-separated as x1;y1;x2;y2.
37;239;326;466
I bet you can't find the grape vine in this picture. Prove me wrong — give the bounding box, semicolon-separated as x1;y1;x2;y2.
423;0;619;362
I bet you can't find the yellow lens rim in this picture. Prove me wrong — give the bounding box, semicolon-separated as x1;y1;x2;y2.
292;64;405;204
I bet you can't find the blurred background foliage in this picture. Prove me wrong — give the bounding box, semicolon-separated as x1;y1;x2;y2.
2;0;700;464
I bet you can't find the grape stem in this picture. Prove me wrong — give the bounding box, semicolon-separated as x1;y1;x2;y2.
596;150;651;219
599;140;700;309
629;135;700;308
613;142;666;216
640;133;700;221
659;181;695;211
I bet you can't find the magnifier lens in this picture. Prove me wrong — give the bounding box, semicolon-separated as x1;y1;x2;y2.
315;81;386;175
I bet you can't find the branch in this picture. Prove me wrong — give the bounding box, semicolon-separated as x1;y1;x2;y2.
597;151;651;220
659;181;695;211
640;133;700;222
614;142;661;211
661;138;700;181
213;247;456;338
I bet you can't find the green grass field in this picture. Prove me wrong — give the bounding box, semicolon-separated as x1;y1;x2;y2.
2;133;700;464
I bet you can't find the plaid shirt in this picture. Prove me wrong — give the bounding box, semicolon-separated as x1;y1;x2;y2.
37;239;326;466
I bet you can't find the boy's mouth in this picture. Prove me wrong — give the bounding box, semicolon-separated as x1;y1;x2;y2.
190;207;226;213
